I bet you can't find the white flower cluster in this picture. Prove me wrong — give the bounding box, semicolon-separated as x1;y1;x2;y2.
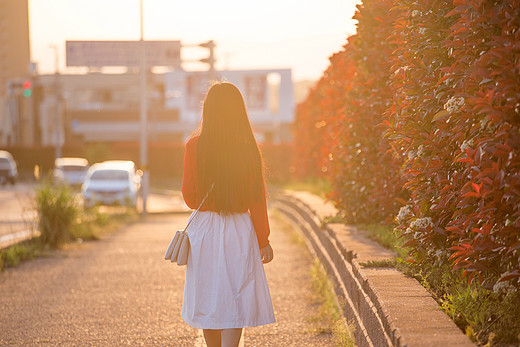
404;217;434;237
410;217;433;230
396;205;414;224
411;10;421;17
443;96;465;113
460;138;473;152
417;145;425;157
407;145;424;161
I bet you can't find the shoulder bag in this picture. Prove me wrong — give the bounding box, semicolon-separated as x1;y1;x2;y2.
164;186;212;266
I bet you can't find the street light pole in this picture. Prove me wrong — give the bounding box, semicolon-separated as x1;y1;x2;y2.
49;44;62;159
139;0;149;215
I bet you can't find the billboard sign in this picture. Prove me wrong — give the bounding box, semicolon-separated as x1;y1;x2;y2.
66;40;181;68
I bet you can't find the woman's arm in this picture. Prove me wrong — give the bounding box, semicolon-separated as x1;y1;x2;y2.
260;244;274;264
249;183;271;249
181;137;198;209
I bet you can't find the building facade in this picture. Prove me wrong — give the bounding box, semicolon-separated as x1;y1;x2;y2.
32;69;293;148
0;0;32;146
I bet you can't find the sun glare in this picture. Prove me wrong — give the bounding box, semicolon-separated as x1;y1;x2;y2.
29;0;359;80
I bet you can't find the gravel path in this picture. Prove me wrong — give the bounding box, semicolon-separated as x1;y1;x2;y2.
0;210;335;346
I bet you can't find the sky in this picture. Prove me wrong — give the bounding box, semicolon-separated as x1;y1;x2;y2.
29;0;360;81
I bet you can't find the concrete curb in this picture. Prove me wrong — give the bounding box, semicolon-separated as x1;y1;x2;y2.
273;190;474;347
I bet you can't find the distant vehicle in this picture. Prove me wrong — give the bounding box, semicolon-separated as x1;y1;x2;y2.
81;160;141;208
0;150;18;185
53;157;89;187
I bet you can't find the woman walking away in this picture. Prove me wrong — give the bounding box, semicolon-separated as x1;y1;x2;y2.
181;82;276;347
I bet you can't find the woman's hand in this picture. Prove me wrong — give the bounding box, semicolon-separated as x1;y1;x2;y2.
260;244;274;264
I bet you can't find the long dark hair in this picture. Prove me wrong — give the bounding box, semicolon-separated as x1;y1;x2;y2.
195;82;264;213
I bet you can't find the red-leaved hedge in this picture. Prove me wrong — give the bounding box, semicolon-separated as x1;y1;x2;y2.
294;0;406;223
295;0;520;289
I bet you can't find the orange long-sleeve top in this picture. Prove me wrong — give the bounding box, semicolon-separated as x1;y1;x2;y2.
181;136;271;249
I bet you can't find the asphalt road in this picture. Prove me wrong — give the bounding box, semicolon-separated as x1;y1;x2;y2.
0;209;336;346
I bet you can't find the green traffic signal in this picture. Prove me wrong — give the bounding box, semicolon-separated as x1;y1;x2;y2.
22;80;32;97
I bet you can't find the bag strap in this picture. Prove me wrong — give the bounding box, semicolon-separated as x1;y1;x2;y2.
184;184;214;231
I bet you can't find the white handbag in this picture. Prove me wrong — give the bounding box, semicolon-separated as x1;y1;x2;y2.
164;186;212;266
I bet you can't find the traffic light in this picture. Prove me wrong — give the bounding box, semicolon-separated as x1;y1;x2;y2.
22;80;32;97
199;40;216;68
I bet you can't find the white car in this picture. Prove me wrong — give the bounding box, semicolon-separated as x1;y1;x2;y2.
0;150;18;185
81;161;141;208
53;157;89;187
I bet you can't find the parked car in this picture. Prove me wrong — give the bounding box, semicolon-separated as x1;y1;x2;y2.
0;150;18;185
53;157;89;187
81;161;141;208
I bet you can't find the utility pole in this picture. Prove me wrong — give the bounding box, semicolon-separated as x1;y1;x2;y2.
49;44;62;159
139;0;149;216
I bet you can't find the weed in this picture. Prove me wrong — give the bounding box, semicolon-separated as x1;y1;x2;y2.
309;261;357;346
0;240;38;271
35;180;80;248
403;259;520;346
356;223;409;259
359;259;396;268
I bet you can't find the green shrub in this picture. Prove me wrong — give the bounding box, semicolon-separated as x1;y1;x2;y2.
413;261;520;346
0;242;37;271
35;180;80;248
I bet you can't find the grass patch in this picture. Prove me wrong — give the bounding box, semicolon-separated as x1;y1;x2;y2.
309;261;356;347
281;177;331;198
356;223;408;259
355;223;520;345
359;259;396;268
274;209;356;346
0;238;48;271
354;223;520;345
411;261;520;346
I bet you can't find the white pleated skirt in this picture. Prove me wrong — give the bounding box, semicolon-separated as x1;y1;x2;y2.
181;211;275;329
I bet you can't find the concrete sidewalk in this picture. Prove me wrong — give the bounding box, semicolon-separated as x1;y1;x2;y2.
274;190;474;347
0;206;338;346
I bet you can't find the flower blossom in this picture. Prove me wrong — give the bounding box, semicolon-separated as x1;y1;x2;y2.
417;145;425;157
443;96;465;113
396;205;413;224
410;217;433;230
